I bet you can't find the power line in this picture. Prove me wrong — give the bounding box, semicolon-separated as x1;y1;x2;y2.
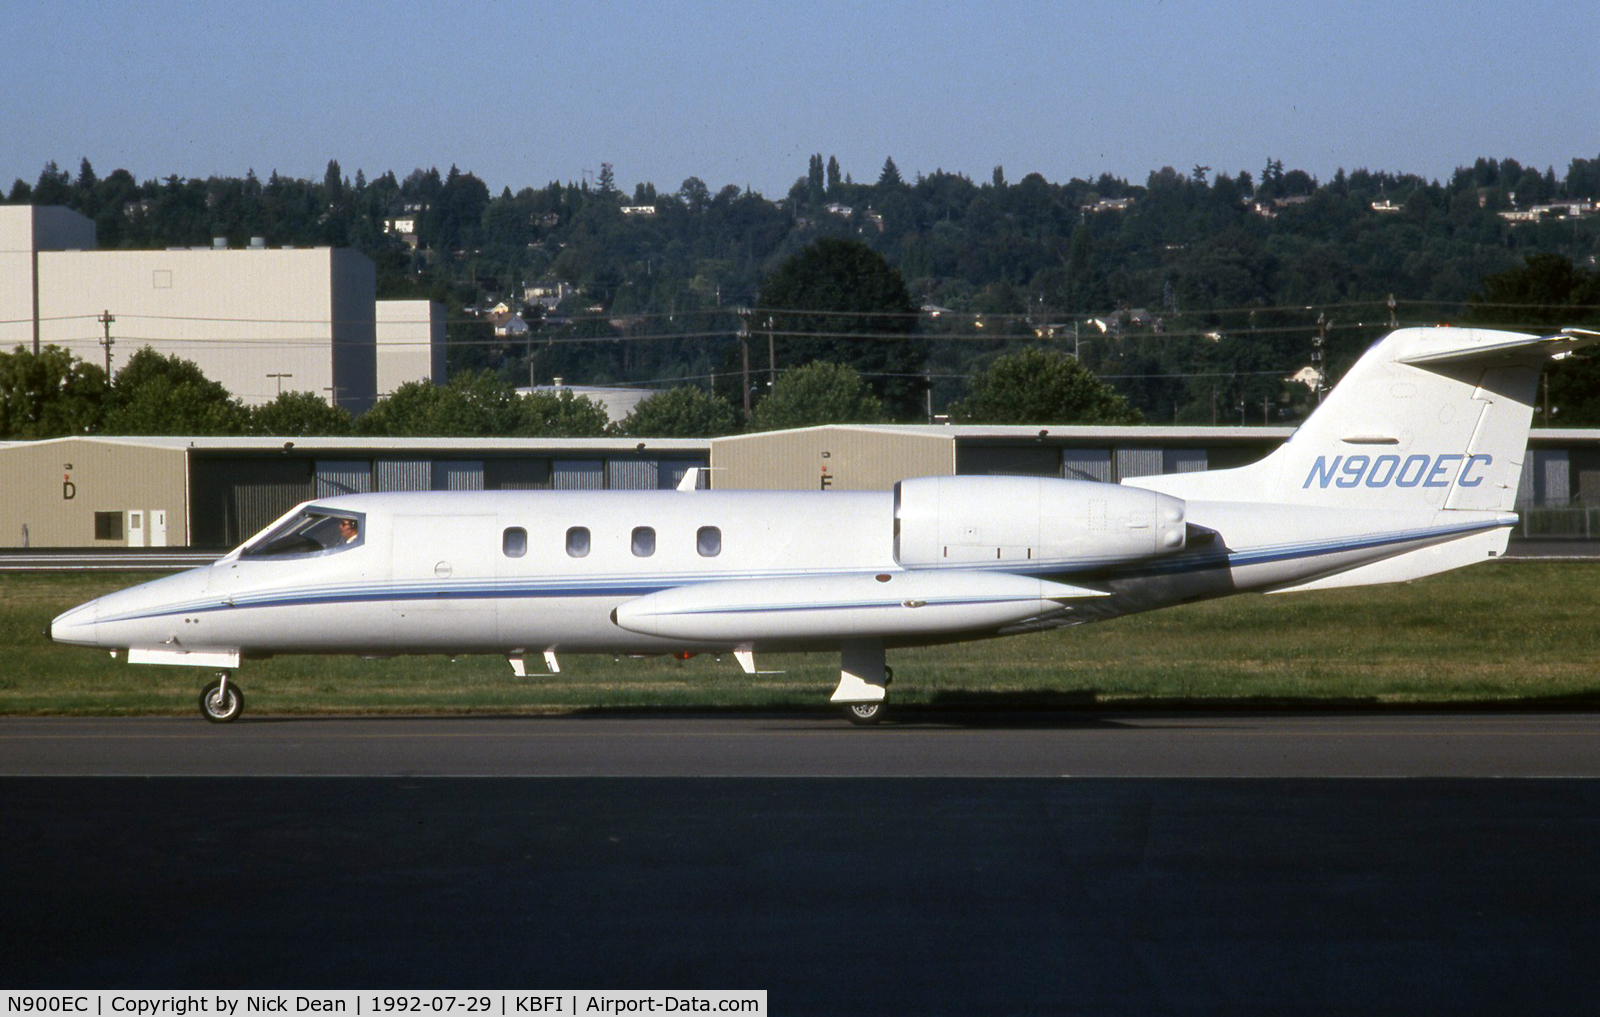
28;317;1591;352
28;297;1600;334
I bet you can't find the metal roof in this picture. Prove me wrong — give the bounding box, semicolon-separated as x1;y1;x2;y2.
6;427;1599;456
1;435;711;453
713;423;1600;444
714;424;1298;443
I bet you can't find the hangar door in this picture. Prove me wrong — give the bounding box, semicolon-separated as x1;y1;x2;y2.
191;458;315;549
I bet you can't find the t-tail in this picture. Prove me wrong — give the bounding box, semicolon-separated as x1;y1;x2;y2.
1137;326;1597;510
1129;325;1598;590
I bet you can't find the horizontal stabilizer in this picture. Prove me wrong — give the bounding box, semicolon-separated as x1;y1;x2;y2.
1398;328;1600;367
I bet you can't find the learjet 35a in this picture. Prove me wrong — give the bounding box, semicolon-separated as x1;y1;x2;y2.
50;326;1598;723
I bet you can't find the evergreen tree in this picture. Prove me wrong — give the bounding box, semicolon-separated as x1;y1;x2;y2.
878;157;903;188
807;154;825;207
33;162;71;206
323;159;344;201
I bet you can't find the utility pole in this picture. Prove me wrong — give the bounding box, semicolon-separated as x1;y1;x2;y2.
765;316;776;394
526;320;536;390
735;308;752;422
267;372;293;396
98;310;115;383
1313;313;1332;405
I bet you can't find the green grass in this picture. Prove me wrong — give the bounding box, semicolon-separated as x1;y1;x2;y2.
6;562;1599;716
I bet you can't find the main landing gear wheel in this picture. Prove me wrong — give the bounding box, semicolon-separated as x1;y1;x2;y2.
843;701;885;725
200;673;244;723
834;645;891;725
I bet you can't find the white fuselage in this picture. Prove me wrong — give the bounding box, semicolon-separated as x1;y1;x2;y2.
50;481;1512;661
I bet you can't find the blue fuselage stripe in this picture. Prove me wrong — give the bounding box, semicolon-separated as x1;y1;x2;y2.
96;518;1507;624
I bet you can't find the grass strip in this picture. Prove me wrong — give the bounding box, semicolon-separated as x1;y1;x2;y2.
4;562;1597;716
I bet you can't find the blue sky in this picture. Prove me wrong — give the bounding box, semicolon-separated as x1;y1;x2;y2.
4;0;1596;197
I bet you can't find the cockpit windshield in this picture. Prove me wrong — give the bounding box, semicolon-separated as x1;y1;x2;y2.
240;508;364;558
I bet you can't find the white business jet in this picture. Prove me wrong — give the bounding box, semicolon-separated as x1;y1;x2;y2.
50;325;1597;723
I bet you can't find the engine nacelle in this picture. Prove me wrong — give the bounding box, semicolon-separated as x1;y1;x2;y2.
893;475;1187;569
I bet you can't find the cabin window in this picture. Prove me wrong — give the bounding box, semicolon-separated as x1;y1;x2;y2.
697;526;721;557
566;526;590;558
631;526;656;557
502;527;527;558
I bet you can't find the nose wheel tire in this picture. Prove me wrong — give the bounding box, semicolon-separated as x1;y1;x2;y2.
843;701;885;725
200;676;244;723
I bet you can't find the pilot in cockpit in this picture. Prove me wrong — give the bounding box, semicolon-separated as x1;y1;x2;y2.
338;517;359;544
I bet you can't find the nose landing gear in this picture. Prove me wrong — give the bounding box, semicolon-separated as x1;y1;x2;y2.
200;671;244;723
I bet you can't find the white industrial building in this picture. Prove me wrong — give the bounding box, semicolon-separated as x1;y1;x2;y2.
376;300;447;395
0;205;445;412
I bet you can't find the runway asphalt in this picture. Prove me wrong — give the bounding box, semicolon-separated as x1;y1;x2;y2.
3;711;1600;776
5;714;1598;1013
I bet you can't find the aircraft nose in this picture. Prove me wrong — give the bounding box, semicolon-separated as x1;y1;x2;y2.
49;600;100;647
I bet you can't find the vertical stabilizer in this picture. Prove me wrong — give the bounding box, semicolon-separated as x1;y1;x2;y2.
1128;327;1597;511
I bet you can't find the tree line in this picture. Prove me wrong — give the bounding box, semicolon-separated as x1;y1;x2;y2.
7;151;1600;427
0;339;1140;440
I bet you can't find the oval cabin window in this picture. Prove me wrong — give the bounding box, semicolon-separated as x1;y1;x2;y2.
631;526;656;557
503;527;527;558
566;527;590;558
697;526;721;557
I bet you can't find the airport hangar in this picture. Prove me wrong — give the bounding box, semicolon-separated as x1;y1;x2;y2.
1;424;1595;550
0;205;446;412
